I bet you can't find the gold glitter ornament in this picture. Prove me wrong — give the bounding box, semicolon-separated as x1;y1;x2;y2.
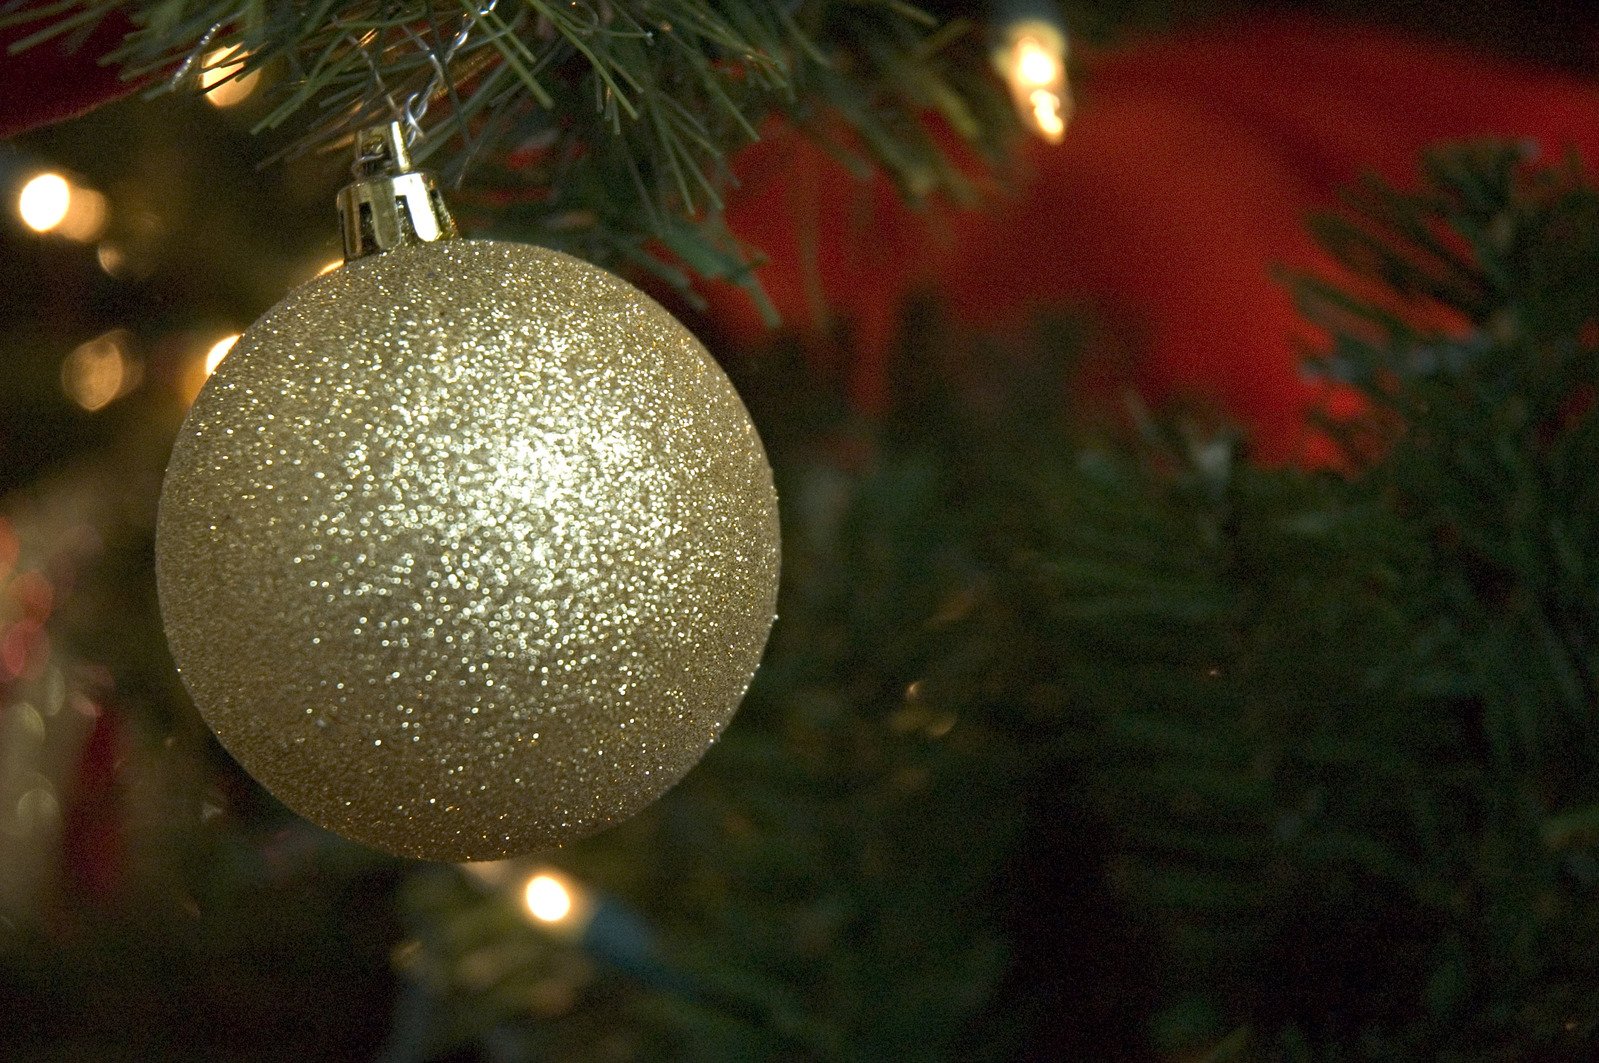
155;125;779;861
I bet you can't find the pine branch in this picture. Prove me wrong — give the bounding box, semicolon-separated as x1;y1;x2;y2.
2;0;1014;298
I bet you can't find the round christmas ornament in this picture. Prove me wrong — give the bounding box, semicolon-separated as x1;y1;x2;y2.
156;125;780;862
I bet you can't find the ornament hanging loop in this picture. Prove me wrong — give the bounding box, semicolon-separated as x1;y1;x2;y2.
336;121;459;263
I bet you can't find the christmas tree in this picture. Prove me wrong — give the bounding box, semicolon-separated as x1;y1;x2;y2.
3;1;1599;1059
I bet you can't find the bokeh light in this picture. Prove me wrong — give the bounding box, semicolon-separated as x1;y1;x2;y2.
16;172;108;240
1030;88;1067;140
200;47;261;107
998;22;1071;144
95;243;127;276
18;173;70;232
55;188;107;241
1014;37;1061;88
523;873;574;923
61;330;140;412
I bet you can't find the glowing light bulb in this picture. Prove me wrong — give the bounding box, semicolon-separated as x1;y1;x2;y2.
204;334;241;376
18;173;71;232
201;46;260;107
1030;89;1066;140
997;21;1071;144
17;172;108;240
1015;38;1061;88
524;873;574;923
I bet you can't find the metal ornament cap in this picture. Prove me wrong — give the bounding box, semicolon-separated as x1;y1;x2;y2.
156;237;781;861
336;123;458;261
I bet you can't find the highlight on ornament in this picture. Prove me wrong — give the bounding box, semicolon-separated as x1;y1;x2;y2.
995;18;1072;143
175;332;241;405
203;334;240;376
16;172;107;241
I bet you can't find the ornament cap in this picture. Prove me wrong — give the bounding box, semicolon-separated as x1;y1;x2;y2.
336;122;459;262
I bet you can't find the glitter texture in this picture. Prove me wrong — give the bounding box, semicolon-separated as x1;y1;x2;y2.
156;240;780;861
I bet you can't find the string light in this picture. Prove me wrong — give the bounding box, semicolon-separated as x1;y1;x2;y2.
1015;36;1060;86
16;172;108;240
519;868;594;935
1028;88;1066;141
524;874;573;923
18;174;70;232
200;46;260;108
996;19;1071;144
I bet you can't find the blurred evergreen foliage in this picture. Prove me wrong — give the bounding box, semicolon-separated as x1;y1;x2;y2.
396;143;1599;1059
4;135;1599;1062
0;0;1030;301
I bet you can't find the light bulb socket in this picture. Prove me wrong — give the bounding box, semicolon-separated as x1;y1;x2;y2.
336;122;458;262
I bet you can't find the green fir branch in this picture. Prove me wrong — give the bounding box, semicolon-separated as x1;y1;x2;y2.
1;0;1014;299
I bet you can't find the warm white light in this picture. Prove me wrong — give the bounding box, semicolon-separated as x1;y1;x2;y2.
524;873;574;923
998;22;1071;144
59;188;106;241
62;331;139;411
1030;89;1067;141
204;333;241;376
201;46;260;107
17;173;108;240
96;244;125;275
98;242;155;280
18;173;71;232
316;259;342;277
1014;38;1061;88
